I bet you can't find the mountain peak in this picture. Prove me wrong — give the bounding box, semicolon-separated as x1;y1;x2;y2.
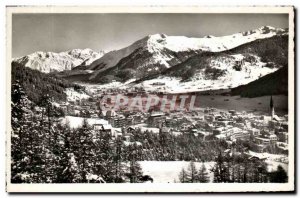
204;35;215;38
259;25;276;30
13;48;104;73
241;26;287;36
147;33;168;39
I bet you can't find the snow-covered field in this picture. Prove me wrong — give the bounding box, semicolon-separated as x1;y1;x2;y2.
139;160;288;183
81;79;136;95
139;161;215;183
60;116;109;129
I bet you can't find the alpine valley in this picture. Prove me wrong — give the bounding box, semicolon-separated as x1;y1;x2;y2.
10;25;290;184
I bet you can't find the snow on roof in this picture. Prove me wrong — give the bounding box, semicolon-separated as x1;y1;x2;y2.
216;134;226;139
123;141;142;147
172;132;182;136
113;128;122;133
150;113;164;117
273;115;283;121
103;124;112;130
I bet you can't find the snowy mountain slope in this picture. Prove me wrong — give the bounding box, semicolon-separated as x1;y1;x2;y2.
87;26;287;82
161;34;288;80
90;45;203;83
142;26;285;53
130;34;288;93
135;54;277;93
13;48;104;73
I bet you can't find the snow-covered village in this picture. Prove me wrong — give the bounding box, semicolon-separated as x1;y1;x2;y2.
10;12;292;186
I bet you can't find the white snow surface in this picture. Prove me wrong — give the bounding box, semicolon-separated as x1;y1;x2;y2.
65;88;91;101
139;159;288;183
139;161;215;183
134;54;277;93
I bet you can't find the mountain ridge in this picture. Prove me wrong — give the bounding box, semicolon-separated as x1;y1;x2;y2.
87;26;287;82
13;48;104;73
12;26;288;94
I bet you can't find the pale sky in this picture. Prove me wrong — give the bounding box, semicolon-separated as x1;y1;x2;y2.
12;13;288;58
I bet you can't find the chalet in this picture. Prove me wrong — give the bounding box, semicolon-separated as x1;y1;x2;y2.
230;128;250;141
147;113;165;127
214;114;223;121
216;134;226;140
125;116;134;126
123;133;133;142
254;137;270;145
110;115;126;128
93;124;103;130
165;117;172;127
133;115;142;124
126;126;136;134
213;128;222;135
249;128;260;137
204;108;215;114
269;134;278;144
59;104;68;114
161;127;172;133
92;124;113;138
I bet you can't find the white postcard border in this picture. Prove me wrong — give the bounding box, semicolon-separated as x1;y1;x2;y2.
6;6;295;192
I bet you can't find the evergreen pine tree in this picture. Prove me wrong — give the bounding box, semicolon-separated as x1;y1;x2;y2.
58;153;82;183
11;82;34;183
186;161;198;183
269;165;288;183
197;163;210;183
179;168;188;183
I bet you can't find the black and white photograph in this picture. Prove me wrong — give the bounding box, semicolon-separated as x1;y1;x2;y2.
6;6;295;192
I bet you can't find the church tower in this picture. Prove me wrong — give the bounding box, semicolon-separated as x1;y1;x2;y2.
270;95;275;120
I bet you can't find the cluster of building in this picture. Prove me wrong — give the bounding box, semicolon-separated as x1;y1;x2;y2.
193;96;288;153
56;93;289;154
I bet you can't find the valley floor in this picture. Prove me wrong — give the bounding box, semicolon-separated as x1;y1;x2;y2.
79;83;288;115
193;95;288;116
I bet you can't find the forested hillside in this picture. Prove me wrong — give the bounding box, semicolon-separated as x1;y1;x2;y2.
231;66;288;97
12;62;84;104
